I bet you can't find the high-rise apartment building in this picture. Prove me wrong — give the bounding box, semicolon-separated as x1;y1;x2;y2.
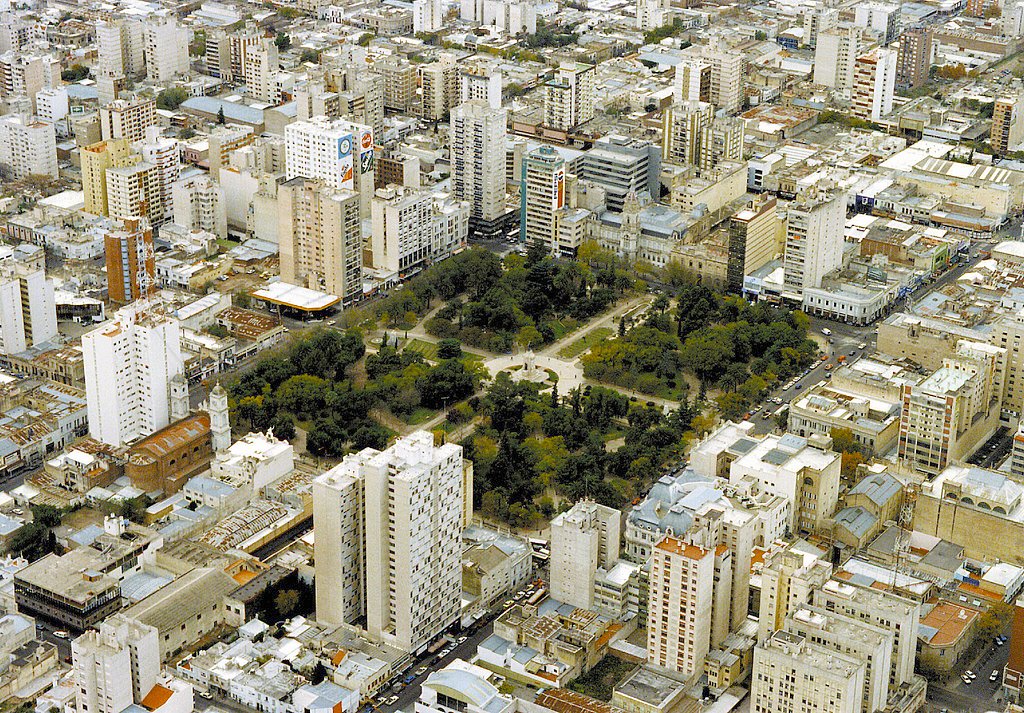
450;100;507;233
752;630;865;713
782;183;845;301
105;161;163;223
520;145;566;254
663;100;713;165
681;38;744;113
244;38;280;103
278;177;362;304
647;536;714;676
143;18;189;83
82;305;184;446
549;500;621;610
0;114;57;179
413;0;444;32
896;27;933;90
992;94;1024;156
580;135;660;212
81;138;137;216
0;52;59;112
543;63;596;131
898;340;1005;475
757;541;833;641
698;116;744;173
853;2;901;45
851;48;897;121
419;54;459;122
36;87;69;127
313;431;470;653
100;98;157;144
104;217;155;305
172;175;227;240
460;64;503;110
802;7;838;47
727;195;781;292
637;0;671;30
376;56;418;114
369;185;468;275
137;127;179;225
285;116;376;216
674;55;712;104
814;26;863;95
72;615;160;713
0;244;56;355
96;18;144;78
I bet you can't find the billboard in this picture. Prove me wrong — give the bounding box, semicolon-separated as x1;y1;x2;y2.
336;134;355;190
554;166;565;210
358;129;374;175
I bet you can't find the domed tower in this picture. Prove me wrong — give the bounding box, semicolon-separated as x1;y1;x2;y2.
169;374;189;422
621;191;642;262
207;383;231;452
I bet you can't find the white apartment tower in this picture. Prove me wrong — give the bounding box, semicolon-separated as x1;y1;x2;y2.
0;114;57;179
82;306;184;446
680;38;744;113
851;48;897;122
757;542;833;641
814;26;864;95
105;162;163;223
0;53;59;112
72;615;160;713
647;536;715;676
96;18;144;78
143;18;189;83
0;245;57;355
313;432;469;653
137;127;180;226
278;177;362;304
663;100;713;165
245;39;280;104
782;183;845;302
853;2;901;45
285;116;376;217
450;100;507;228
172;174;228;240
752;631;865;713
100;98;157;144
520;145;566;254
370;186;468;275
460;65;503;110
413;0;444;32
549;500;621;610
543;63;595;131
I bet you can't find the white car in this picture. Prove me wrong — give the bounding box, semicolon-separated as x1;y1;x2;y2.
53;630;69;639
821;328;832;336
992;670;1000;681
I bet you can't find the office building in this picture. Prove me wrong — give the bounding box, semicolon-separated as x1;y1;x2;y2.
82;305;184;446
851;48;897;122
543;63;595;131
992;94;1024;156
580;135;660;212
172;174;227;240
104;217;155;305
284;116;376;216
143;18;188;82
0;114;57;179
898;340;1005;475
782;183;845;301
413;0;443;32
757;541;833;641
549;501;621;610
72;615;160;713
814;26;863;95
96;18;144;78
752;631;864;713
647;536;714;676
419;55;459;122
896;27;933;90
450;101;507;234
278;177;362;304
520;145;566;253
137;127;179;225
105;161;163;223
369;186;468;276
853;2;900;45
82;139;137;216
313;431;469;653
460;64;503;110
99;98;156;144
727;195;781;292
0;244;57;355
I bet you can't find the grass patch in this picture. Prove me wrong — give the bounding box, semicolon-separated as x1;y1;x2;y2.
404;338;439;361
567;656;636;701
404;407;436;425
216;238;241;251
558;327;614;359
548;318;580;341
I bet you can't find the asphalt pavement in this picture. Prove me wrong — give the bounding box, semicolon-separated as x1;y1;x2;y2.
929;635;1011;713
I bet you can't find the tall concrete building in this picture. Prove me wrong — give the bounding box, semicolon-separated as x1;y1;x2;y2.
143;18;188;82
96;18;144;78
82;305;184;446
369;186;468;275
851;48;897;122
0;244;57;355
896;27;933;91
376;56;418;114
450;100;507;235
172;174;227;240
277;177;362;304
647;536;714;676
418;55;459;122
459;64;503;110
284;116;376;216
72;615;160;713
205;23;262;82
413;0;444;32
992;94;1024;156
580;135;660;212
674;55;712;104
757;541;833;642
814;26;863;95
244;38;280;104
104;217;155;305
520;145;566;254
0;114;57;179
663;100;713;166
853;2;901;45
802;7;838;47
549;500;621;610
105;161;163;223
99;98;157;144
81;138;137;216
752;630;865;713
727;195;781;292
680;38;744;113
137;127;179;225
543;63;595;131
313;432;471;653
782;183;845;302
0;53;59;112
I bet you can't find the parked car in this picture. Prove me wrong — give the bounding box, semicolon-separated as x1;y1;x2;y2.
965;670;977;679
992;670;1000;681
961;674;972;685
821;328;832;336
53;630;69;639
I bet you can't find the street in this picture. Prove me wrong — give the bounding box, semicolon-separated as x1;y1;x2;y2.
928;636;1011;713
